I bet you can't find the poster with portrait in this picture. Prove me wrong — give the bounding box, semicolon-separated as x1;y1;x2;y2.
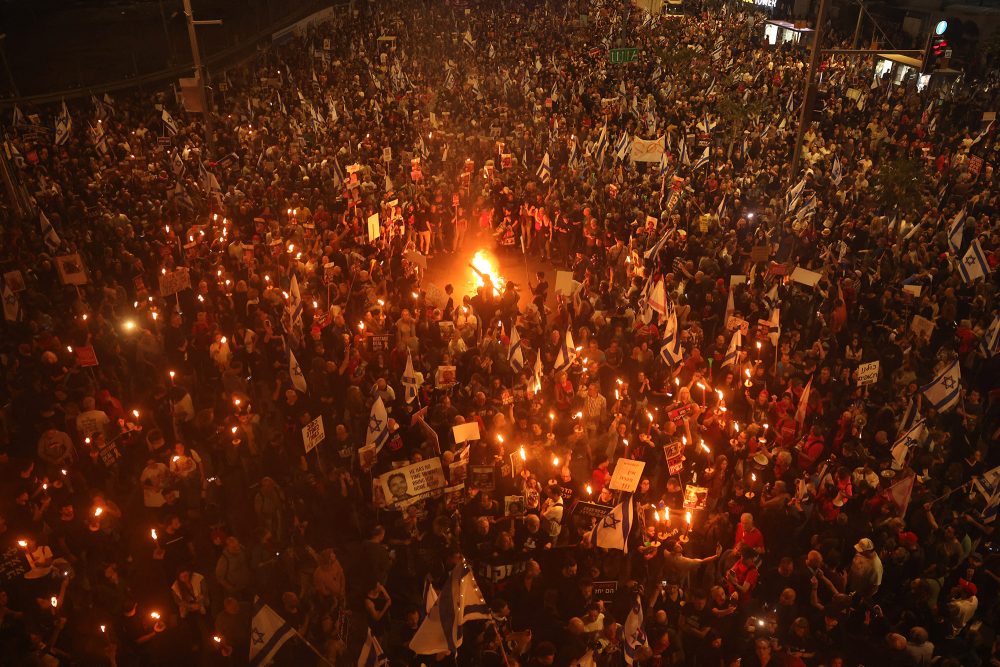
375;457;447;509
682;485;709;510
55;254;89;285
470;465;496;491
505;495;526;517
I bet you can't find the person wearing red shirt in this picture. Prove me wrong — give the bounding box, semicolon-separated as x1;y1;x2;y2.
735;512;765;554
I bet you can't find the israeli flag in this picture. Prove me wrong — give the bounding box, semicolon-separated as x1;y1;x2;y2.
536;152;552;183
509;326;525;372
693;146;710;171
958;240;990;283
659;309;683;366
249;602;295;667
358;628;388;667
54;101;72;146
830;155;842;185
893;419;928;452
367;396;390;452
920;360;961;413
409;561;490;655
767;307;780;347
898;397;920;433
553;329;576;372
623;593;648;665
39;211;62;253
161;109;179;135
615;132;631;162
288;350;307;394
402;352;420;404
785;177;806;214
980;316;1000;358
947;208;966;254
721;329;741;368
287;274;303;326
589;495;633;553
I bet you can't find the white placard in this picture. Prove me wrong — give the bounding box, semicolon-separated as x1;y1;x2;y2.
555;270;576;295
902;285;922;297
790;267;822;287
609;458;646;492
367;213;381;241
452;421;481;444
856;360;880;386
301;415;325;453
729;274;746;287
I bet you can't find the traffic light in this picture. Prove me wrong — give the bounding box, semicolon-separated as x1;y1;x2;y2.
923;20;949;73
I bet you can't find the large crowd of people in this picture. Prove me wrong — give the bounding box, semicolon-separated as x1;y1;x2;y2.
0;0;998;665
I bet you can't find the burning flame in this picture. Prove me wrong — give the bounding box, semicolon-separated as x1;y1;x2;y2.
471;250;504;294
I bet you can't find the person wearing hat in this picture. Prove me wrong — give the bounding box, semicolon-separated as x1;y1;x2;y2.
848;538;883;599
946;579;978;637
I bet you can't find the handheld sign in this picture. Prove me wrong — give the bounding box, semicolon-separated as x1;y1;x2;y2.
609;458;645;492
856;361;880;386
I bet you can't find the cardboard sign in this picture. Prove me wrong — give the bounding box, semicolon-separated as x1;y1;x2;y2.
470;465;496;491
439;321;456;341
902;285;922;297
726;316;749;336
302;415;325;453
911;314;935;340
593;581;618;601
358;444;377;470
449;459;468;485
369;334;392;353
505;495;526;517
367;213;381;241
750;245;770;263
682;485;709;510
375;457;447;509
609;458;645;492
667;403;697;423
99;442;122;467
574;501;612;520
55;254;89;285
790;267;822;287
555;270;577;295
436;365;457;388
856;360;880;386
74;345;99;368
159;267;191;296
729;274;746;287
452;421;481;444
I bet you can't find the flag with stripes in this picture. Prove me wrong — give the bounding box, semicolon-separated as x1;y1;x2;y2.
721;329;741;368
170;151;185;178
39;211;62;252
509;326;525;372
358;627;388;667
647;277;668;315
171;181;195;211
830;155;842;185
536;152;552;184
958;240;990;283
623;594;648;665
589;495;633;553
947;208;966;254
593;125;609;163
659;308;683;365
693;146;710;171
287;274;303;326
890;418;928;468
409;561;490;655
766;307;780;346
249;602;295;667
974;465;1000;502
161;109;179;135
899;397;920;434
980;316;1000;357
763;283;779;313
288;349;307;394
614;132;631;162
367;396;390;452
553;329;576;372
463;30;476;50
785;177;806;214
54;101;72;146
421;577;438;623
920;360;961;412
678;136;690;166
402;352;420;403
2;279;21;322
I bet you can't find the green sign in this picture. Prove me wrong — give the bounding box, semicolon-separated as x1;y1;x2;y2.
609;47;639;64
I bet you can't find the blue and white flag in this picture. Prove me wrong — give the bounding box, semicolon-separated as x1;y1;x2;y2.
54;101;72;146
721;329;741;368
287;274;303;326
409;561;490;655
947;208;966;254
974;465;1000;502
161;109;179;135
358;628;388;667
288;350;307;394
553;329;576;372
980;316;1000;358
920;360;961;413
693;146;710;171
614;132;631;162
898;397;920;433
402;352;420;404
958;240;990;283
785;177;806;214
659;309;683;365
420;577;439;623
623;593;647;665
536;152;552;183
830;156;842;185
367;396;390;452
593;125;609;163
39;211;62;253
589;495;633;553
766;307;780;347
249;602;296;667
763;283;779;312
893;418;928;452
678;135;690;167
644;226;672;261
509;326;525;372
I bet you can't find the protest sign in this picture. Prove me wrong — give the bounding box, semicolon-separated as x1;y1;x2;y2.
726;316;749;336
159;267;191;296
452;421;481;444
683;485;709;510
367;213;381;241
55;254;89;286
609;458;645;492
436;365;457;388
302;415;325;453
856;361;880;386
790;267;822;287
504;496;526;517
375;458;446;509
471;465;496;491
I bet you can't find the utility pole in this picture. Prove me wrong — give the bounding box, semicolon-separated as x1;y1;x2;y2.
182;0;222;158
789;0;830;178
